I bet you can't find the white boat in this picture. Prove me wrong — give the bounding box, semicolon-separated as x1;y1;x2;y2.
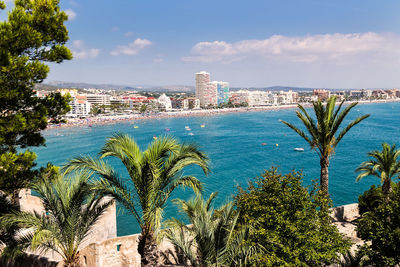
294;148;304;152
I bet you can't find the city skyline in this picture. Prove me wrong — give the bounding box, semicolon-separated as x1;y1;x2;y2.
2;0;400;88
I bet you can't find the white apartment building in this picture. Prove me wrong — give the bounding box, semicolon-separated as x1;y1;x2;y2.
196;71;217;107
82;94;111;106
276;90;298;105
247;91;273;106
158;93;172;111
67;95;91;117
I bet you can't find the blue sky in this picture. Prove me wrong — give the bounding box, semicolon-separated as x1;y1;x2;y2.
3;0;400;88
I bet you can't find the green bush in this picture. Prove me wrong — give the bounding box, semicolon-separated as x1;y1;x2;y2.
235;168;351;266
357;183;400;266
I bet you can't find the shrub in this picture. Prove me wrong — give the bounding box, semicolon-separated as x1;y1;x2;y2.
235;168;351;266
357;183;400;266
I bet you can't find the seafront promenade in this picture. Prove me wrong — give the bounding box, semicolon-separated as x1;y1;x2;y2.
49;99;400;129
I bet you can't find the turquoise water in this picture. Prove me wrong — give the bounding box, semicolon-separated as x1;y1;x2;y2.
33;102;400;236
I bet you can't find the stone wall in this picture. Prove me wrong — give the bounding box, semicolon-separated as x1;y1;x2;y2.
18;189;117;263
13;197;363;266
331;203;363;247
79;233;178;267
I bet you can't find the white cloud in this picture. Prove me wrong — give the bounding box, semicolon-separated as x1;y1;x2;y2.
65;9;77;21
71;40;100;59
111;38;152;56
124;32;134;37
183;32;400;64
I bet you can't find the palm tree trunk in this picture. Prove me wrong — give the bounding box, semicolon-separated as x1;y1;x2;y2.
382;179;392;200
320;157;329;193
138;229;159;267
11;189;21;209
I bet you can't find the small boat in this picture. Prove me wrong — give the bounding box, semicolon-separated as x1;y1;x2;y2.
200;124;205;128
275;144;279;147
186;128;191;131
261;143;267;146
189;132;194;136
294;148;304;152
134;125;139;129
165;128;170;132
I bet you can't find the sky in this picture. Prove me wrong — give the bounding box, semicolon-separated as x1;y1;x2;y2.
2;0;400;88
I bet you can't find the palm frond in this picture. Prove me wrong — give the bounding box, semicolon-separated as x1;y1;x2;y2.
335;114;370;146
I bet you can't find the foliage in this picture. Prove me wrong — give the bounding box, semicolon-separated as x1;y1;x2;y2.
335;250;367;267
356;182;400;266
89;104;107;115
0;171;113;267
358;184;385;215
235;168;351;266
163;192;256;267
0;193;20;261
0;0;72;208
64;133;210;266
0;150;59;204
0;0;72;152
356;143;400;196
280;96;369;193
139;104;148;114
0;151;36;198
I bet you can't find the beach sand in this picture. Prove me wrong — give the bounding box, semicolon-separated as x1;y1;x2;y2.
47;99;400;129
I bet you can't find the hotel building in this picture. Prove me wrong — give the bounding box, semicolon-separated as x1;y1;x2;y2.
195;71;229;107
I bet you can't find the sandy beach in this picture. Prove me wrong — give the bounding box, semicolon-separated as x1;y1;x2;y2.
47;99;400;129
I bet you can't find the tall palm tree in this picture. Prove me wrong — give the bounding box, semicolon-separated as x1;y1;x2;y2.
0;172;113;267
64;133;210;267
163;192;256;267
356;143;400;197
281;96;369;193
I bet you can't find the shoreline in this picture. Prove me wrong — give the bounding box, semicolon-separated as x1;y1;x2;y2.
47;99;400;130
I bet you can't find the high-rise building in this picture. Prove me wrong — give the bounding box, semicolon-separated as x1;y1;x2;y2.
211;81;229;105
196;71;229;107
195;71;213;107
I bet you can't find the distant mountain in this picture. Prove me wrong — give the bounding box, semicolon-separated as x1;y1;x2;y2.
46;81;140;91
39;81;382;93
44;81;195;92
231;86;321;92
34;83;59;91
229;86;364;92
147;85;195;92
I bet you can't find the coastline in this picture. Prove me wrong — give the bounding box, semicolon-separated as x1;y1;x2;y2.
47;99;400;129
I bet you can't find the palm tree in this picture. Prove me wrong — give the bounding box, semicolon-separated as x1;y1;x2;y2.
0;172;113;267
280;96;369;193
64;133;210;266
356;143;400;198
163;192;256;267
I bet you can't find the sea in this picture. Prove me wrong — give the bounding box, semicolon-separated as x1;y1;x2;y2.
33;102;400;236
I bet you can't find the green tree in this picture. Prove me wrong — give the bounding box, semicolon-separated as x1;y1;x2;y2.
0;193;20;262
0;0;72;151
235;168;351;266
139;104;148;114
356;183;400;266
163;192;255;267
280;96;369;193
0;171;114;267
64;134;210;266
0;0;72;203
356;143;400;198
